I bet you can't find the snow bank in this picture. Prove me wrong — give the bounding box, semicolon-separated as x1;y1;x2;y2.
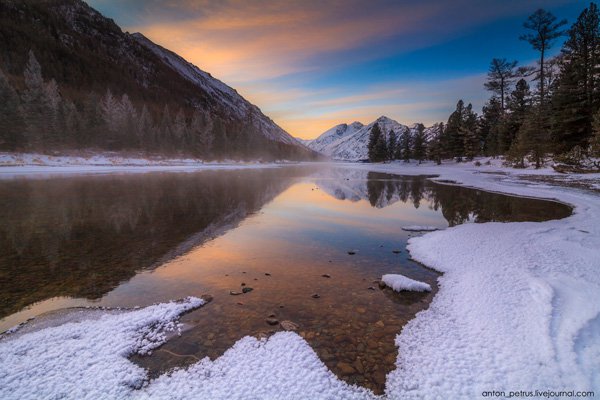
0;297;204;400
401;225;439;232
382;274;432;292
350;160;600;398
141;332;377;400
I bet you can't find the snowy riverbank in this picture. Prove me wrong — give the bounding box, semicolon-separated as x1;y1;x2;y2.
0;159;598;399
0;152;296;178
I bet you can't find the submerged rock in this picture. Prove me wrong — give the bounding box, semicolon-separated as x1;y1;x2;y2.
280;320;299;331
336;362;356;376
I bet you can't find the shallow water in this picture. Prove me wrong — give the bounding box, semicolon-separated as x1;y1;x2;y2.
0;166;571;393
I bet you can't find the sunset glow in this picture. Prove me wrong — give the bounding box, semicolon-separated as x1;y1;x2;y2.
89;0;582;138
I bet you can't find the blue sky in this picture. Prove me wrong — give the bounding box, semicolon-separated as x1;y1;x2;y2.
88;0;586;138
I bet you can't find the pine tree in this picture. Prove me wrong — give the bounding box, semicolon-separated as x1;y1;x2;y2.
484;58;518;111
368;122;383;162
510;107;547;168
551;3;600;153
520;9;567;108
21;50;46;148
387;130;397;160
44;79;61;146
159;105;173;151
137;104;154;149
0;67;24;149
590;107;600;157
479;97;503;156
445;100;467;161
502;79;532;153
413;123;426;163
400;127;411;162
172;109;187;147
462;103;479;160
373;133;388;162
427;123;444;165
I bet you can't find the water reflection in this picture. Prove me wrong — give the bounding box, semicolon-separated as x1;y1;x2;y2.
0;167;571;394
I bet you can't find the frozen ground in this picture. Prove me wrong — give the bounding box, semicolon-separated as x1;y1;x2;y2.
0;158;598;399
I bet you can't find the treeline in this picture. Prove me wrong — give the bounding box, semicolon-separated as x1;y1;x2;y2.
368;3;600;168
367;122;439;163
0;51;309;160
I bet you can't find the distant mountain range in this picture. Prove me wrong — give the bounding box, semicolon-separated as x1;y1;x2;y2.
304;116;438;161
0;0;316;160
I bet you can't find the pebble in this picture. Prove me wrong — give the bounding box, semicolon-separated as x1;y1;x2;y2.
266;317;279;326
347;251;356;255
237;302;244;306
392;250;401;254
312;293;320;299
229;291;242;295
242;287;253;293
375;320;385;328
368;286;376;291
265;273;271;276
241;282;246;286
336;362;356;376
280;320;299;331
321;274;331;278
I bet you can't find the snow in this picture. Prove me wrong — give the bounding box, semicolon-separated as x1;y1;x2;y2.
1;158;599;398
0;152;288;178
306;116;441;161
381;274;432;292
401;226;440;232
0;297;205;399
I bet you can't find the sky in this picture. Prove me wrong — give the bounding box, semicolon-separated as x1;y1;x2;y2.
88;0;586;139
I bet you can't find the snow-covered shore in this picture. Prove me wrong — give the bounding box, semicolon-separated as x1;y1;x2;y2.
0;159;598;399
0;152;292;178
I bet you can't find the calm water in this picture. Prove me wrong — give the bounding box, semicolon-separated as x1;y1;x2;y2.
0;166;571;393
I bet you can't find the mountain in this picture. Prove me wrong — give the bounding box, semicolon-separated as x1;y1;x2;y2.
0;0;315;160
304;122;364;156
307;116;439;161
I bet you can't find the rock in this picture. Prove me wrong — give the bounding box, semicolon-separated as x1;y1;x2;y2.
241;282;246;286
347;251;356;255
378;281;386;289
392;250;401;254
373;370;386;385
312;293;320;299
254;278;258;281
356;307;366;314
200;294;214;303
237;302;244;306
279;305;284;308
353;359;365;374
368;286;376;291
265;273;271;276
321;274;331;278
280;320;299;331
266;317;279;326
320;349;334;361
336;362;356;376
375;320;385;328
229;291;242;295
242;287;253;293
268;313;276;318
242;271;247;274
